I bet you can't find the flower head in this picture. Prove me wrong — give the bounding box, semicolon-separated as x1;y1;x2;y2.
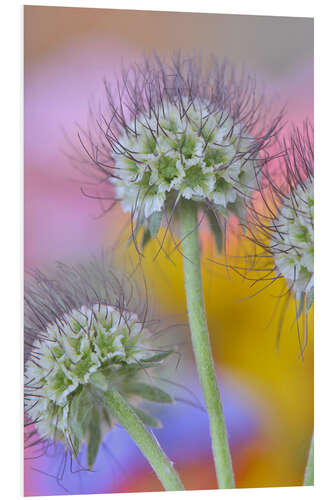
24;258;174;469
272;177;313;303
247;121;314;313
78;54;283;251
111;98;258;219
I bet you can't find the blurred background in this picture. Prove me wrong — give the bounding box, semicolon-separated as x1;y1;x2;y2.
24;5;313;496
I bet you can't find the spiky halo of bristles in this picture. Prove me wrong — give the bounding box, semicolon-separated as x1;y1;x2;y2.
24;256;174;470
242;121;313;353
76;53;284;253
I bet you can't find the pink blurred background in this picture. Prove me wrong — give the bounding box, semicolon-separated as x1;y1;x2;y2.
24;6;313;496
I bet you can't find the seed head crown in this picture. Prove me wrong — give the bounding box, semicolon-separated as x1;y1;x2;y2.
112;97;259;220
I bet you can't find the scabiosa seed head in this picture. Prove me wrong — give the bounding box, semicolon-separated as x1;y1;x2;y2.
78;53;283;251
24;258;174;469
112;98;259;219
247;121;314;313
272;177;313;303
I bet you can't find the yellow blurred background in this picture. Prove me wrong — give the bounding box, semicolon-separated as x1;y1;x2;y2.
110;219;313;490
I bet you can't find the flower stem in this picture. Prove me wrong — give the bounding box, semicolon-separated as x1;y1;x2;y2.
303;432;314;486
179;200;235;489
105;387;184;491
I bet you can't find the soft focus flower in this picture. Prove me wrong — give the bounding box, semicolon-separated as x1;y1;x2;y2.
24;257;174;470
78;54;283;251
246;121;314;319
272;177;313;304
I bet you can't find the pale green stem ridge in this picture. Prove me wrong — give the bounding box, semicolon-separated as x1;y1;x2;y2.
304;432;314;486
105;387;184;491
179;200;235;489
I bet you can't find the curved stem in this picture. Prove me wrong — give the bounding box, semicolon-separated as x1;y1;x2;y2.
179;200;235;489
105;388;184;491
303;432;314;486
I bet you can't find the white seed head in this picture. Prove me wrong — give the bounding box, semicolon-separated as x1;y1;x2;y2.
111;98;259;220
78;54;283;251
24;259;174;468
272;178;314;302
246;121;314;317
25;304;152;444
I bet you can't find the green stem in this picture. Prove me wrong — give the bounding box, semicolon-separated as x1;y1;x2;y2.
179;200;235;489
303;432;314;486
105;387;184;491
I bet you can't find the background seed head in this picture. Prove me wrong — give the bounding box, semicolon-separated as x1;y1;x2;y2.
246;120;314;310
272;177;313;303
24;257;174;469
